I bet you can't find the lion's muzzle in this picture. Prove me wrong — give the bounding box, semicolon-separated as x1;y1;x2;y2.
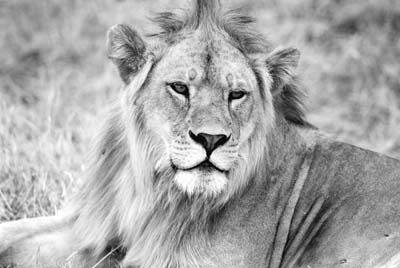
169;129;238;195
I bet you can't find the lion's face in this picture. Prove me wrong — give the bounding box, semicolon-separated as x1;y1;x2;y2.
133;35;273;196
107;23;298;198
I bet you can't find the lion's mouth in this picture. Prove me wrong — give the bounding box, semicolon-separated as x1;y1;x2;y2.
177;160;226;173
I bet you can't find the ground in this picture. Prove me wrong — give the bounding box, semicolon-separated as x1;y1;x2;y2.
0;0;399;221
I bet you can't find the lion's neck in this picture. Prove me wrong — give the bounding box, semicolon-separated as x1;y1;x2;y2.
266;116;309;169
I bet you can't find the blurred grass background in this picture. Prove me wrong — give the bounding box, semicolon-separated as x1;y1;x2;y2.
0;0;399;221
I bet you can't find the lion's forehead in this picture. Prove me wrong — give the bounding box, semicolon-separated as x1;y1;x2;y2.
158;36;256;89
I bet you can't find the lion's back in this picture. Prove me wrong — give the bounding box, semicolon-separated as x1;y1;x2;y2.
311;139;400;198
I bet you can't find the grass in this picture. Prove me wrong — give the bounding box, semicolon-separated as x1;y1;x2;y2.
0;0;399;222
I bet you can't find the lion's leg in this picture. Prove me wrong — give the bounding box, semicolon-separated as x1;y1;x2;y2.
0;215;86;268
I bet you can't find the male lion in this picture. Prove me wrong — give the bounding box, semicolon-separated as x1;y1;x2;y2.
1;1;400;268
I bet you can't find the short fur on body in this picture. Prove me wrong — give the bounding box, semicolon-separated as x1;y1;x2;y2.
1;1;400;268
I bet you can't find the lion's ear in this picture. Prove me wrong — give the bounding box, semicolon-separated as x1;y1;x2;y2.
265;47;300;95
107;24;147;84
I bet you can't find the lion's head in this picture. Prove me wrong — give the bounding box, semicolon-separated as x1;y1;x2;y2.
72;1;310;266
106;1;306;200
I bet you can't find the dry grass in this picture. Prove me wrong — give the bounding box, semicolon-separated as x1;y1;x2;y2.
0;0;399;221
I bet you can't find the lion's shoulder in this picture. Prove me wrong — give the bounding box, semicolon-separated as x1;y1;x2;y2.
280;129;400;268
291;127;400;212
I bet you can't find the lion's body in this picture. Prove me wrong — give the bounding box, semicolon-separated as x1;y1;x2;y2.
178;129;400;268
1;1;400;268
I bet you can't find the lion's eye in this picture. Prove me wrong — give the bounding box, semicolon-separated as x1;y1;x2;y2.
168;82;189;97
229;91;246;101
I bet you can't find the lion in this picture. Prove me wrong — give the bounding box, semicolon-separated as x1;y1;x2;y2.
1;1;400;268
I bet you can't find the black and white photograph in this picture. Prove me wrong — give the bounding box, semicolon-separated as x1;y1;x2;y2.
0;0;400;267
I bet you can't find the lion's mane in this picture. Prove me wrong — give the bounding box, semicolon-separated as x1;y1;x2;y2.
67;1;309;267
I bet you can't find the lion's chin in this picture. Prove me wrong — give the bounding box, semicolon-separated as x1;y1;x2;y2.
173;169;227;196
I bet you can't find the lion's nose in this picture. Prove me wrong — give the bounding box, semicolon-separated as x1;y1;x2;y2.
189;131;230;156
